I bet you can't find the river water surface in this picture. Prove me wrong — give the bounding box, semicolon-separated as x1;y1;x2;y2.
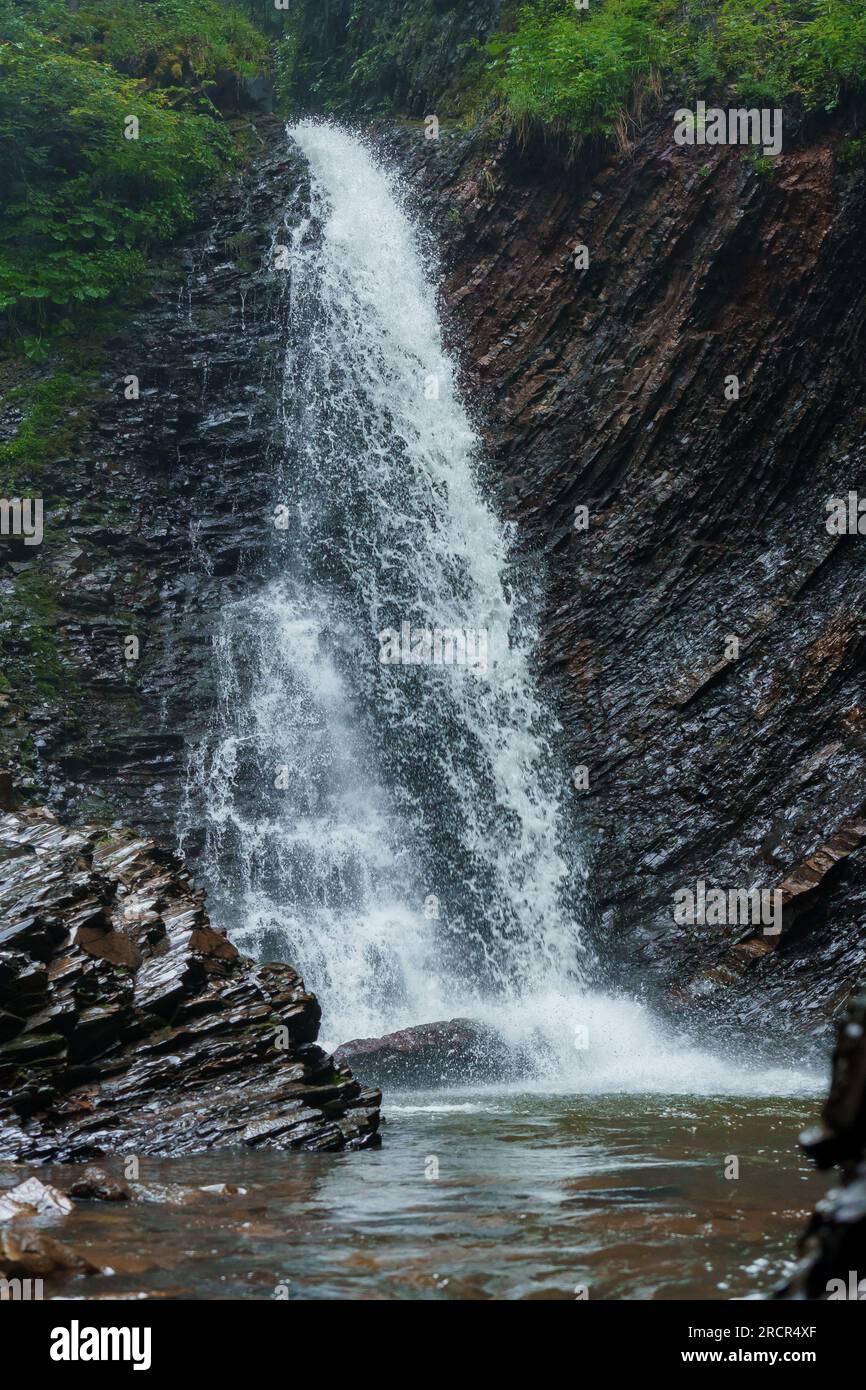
17;1089;826;1301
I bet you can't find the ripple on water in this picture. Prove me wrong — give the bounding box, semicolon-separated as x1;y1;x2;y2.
1;1090;828;1301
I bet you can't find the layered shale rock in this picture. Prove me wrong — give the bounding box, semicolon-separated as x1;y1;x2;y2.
4;52;866;1050
0;806;380;1160
382;105;866;1043
776;991;866;1298
0;115;310;847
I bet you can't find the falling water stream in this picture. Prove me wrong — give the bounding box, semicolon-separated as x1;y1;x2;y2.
191;120;587;1059
186;124;821;1099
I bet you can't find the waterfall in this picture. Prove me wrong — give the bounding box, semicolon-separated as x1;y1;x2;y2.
187;122;585;1043
185;123;819;1095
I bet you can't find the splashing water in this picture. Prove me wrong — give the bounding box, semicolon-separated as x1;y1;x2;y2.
186;123;821;1094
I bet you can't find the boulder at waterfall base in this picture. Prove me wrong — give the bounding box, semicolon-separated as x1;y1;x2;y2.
336;1018;513;1086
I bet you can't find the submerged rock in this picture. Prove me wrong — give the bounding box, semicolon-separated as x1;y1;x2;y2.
336;1018;511;1087
68;1167;131;1203
0;1226;99;1280
0;1170;97;1285
775;991;866;1298
0;807;380;1161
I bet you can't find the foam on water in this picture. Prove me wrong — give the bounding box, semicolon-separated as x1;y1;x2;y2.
185;122;820;1097
464;989;823;1095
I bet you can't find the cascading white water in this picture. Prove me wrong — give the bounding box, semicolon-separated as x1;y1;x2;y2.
186;123;821;1095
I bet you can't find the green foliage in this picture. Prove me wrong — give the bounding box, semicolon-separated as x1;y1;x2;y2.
16;0;268;86
745;149;778;177
797;0;866;109
486;0;866;142
487;0;674;139
274;15;301;110
678;1;809;107
0;1;270;333
836;132;866;167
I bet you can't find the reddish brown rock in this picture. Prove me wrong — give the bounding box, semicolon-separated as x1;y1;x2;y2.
0;1226;99;1279
384;110;866;1043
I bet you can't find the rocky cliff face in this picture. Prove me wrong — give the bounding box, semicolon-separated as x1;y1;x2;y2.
0;804;380;1160
374;107;866;1047
288;0;505;118
0;116;309;846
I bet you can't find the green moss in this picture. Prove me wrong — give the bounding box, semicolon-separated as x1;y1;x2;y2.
223;228;259;273
837;133;866;169
14;732;35;771
0;570;69;698
0;369;97;493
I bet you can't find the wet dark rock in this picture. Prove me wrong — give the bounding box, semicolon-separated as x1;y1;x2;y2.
775;991;866;1298
210;71;276;115
336;1017;509;1087
0;806;381;1160
69;1166;131;1202
0;115;310;846
380;111;866;1043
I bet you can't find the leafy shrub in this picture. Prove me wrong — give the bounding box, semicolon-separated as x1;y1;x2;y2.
487;0;675;139
16;0;268;88
486;0;866;142
0;0;269;333
796;0;866;109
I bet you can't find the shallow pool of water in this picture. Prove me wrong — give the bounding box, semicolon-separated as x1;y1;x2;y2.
5;1089;830;1301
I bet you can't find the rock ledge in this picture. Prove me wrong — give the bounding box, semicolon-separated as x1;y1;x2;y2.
0;807;380;1160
